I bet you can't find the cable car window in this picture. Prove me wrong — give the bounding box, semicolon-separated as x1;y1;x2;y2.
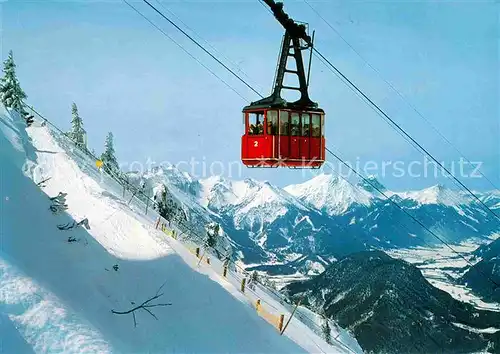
290;112;300;136
321;114;325;136
311;114;321;137
267;110;278;135
248;112;264;135
301;113;310;137
279;111;289;136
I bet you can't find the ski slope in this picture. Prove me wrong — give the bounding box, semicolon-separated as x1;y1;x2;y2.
0;105;361;353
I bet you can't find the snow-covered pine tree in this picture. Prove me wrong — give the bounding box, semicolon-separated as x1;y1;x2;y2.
321;312;332;345
261;274;277;290
155;184;181;221
0;50;28;116
247;270;259;290
69;103;87;148
156;184;169;218
100;132;119;174
205;223;220;248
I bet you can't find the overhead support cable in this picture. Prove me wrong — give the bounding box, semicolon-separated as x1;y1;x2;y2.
303;0;499;192
141;0;264;98
313;48;500;222
123;0;500;291
325;146;500;289
154;0;266;94
123;0;249;101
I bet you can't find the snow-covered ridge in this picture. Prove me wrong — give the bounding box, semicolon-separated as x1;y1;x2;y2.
199;176;313;226
131;165;498;222
393;184;471;208
284;173;373;215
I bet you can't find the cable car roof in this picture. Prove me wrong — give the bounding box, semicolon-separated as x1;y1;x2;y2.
243;96;324;113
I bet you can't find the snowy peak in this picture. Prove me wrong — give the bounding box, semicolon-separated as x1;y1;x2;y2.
145;164;201;196
357;175;387;194
200;177;310;227
199;175;240;209
239;179;309;211
200;177;304;209
125;164;203;210
284;173;373;215
397;184;470;208
481;191;500;210
233;180;310;227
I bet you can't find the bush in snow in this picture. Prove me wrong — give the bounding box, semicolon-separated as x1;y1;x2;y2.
0;50;28;117
100;132;120;174
68;103;87;149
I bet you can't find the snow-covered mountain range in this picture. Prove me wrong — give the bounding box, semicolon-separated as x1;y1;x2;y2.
126;168;500;277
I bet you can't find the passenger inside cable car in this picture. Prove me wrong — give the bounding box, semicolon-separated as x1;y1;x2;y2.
248;111;264;135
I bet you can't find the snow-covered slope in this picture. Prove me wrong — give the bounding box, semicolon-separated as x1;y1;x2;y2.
0;105;359;353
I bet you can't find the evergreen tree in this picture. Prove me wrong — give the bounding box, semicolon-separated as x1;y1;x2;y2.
69;103;86;148
0;50;27;116
321;313;332;345
206;222;223;258
205;223;220;248
155;184;186;223
156;184;169;219
101;132;119;173
261;274;277;290
246;271;259;290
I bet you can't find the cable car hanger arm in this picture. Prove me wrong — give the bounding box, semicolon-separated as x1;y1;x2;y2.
244;0;321;111
261;0;312;46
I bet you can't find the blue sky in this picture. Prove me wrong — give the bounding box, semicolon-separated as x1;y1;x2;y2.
1;0;498;191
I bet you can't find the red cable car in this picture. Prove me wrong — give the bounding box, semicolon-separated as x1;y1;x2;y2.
242;0;325;169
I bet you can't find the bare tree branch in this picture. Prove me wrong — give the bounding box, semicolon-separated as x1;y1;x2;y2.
142;307;158;321
111;283;172;327
156;280;168;296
